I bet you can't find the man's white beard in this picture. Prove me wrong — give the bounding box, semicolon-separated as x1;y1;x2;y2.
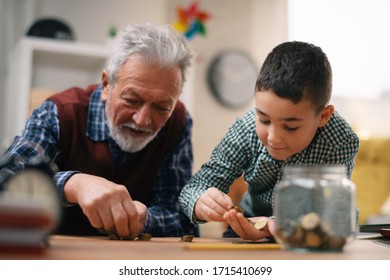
106;103;159;153
108;121;158;153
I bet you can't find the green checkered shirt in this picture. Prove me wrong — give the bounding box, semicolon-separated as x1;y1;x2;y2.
179;109;359;223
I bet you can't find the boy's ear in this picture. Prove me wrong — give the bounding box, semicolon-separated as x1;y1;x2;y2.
101;69;110;101
318;105;334;127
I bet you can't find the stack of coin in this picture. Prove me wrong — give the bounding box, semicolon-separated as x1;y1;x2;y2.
137;233;152;241
180;235;194;242
275;212;346;250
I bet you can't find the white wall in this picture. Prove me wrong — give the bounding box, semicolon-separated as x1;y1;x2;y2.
332;96;390;138
0;0;37;147
288;0;390;137
33;0;168;44
288;0;390;99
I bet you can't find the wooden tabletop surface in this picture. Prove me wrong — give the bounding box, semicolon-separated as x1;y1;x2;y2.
1;234;389;260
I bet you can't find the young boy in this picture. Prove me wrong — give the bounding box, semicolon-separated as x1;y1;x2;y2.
178;41;359;241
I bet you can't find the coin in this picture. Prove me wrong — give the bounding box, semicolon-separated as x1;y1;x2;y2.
288;224;304;247
254;217;268;230
230;205;243;213
108;234;133;240
137;233;152;241
276;214;348;250
304;231;322;247
324;235;346;250
181;235;194;242
108;233;120;240
300;212;320;230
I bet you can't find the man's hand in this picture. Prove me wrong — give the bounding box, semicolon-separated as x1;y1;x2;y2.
133;200;147;228
223;209;275;241
194;187;233;222
64;173;144;239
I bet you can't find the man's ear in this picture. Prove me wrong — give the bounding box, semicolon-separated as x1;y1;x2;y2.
101;70;110;101
318;105;334;128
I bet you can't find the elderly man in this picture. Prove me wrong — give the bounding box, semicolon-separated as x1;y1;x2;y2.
0;22;197;239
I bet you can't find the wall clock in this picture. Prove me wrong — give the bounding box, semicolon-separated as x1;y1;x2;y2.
207;49;258;108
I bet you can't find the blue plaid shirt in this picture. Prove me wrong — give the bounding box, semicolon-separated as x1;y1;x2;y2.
1;85;197;236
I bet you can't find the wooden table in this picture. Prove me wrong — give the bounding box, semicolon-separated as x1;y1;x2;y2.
1;234;389;260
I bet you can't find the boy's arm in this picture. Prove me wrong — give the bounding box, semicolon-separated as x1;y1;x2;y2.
179;116;252;224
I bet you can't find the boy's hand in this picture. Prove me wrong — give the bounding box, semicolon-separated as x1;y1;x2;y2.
224;209;275;241
194;187;233;222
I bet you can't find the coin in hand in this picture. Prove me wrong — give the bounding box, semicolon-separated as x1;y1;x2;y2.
254;217;268;230
230;205;243;213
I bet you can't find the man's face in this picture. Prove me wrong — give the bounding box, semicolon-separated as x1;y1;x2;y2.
102;55;183;153
255;90;333;161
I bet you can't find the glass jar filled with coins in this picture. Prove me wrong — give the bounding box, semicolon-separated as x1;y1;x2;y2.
273;165;357;252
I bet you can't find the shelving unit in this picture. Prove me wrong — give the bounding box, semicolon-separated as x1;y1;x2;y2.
2;37;111;146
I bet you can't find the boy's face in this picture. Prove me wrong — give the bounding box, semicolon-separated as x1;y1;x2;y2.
255;90;333;161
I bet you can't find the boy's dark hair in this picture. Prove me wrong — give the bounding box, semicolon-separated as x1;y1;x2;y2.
255;41;332;115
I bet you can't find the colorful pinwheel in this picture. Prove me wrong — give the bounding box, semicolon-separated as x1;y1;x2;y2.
172;1;211;40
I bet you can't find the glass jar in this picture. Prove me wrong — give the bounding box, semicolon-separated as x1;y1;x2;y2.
273;165;357;252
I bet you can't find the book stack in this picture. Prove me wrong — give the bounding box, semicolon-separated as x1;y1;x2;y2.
0;193;55;253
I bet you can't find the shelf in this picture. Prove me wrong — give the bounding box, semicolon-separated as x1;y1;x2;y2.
2;38;111;145
9;37;111;63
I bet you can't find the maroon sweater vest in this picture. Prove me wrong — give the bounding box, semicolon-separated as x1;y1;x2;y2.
48;85;186;235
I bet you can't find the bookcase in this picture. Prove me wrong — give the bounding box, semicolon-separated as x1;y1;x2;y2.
2;37;111;146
